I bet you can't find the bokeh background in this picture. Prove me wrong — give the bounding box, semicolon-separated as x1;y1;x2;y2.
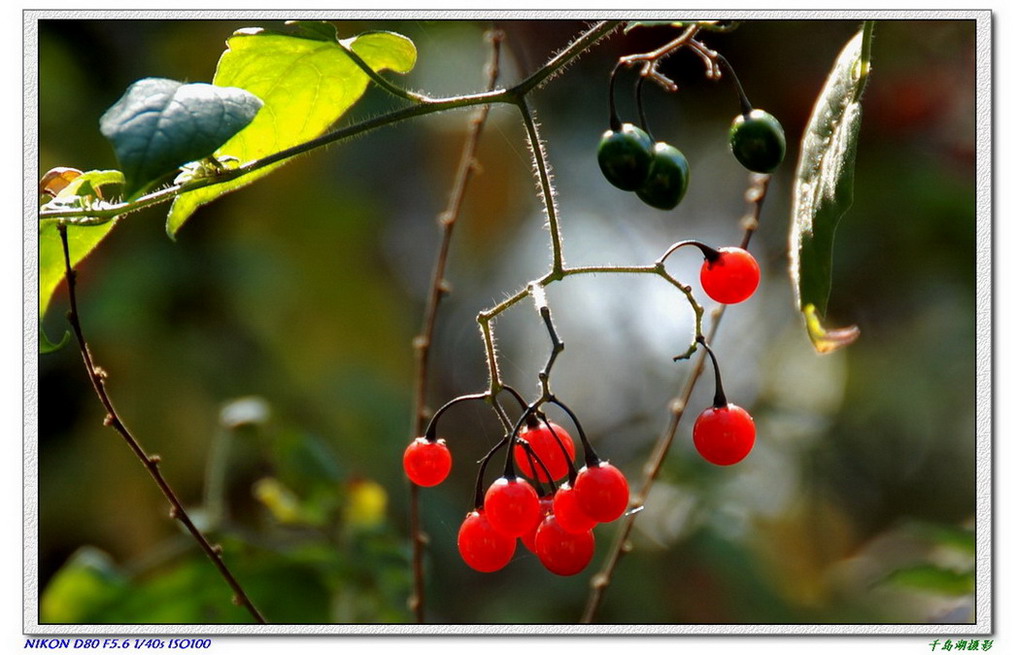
36;18;979;625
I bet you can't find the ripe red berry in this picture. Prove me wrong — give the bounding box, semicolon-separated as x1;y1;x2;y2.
574;462;630;523
534;514;595;576
457;510;517;573
699;247;760;304
552;482;599;534
402;437;452;487
513;421;576;482
521;496;554;553
692;403;756;466
484;476;542;538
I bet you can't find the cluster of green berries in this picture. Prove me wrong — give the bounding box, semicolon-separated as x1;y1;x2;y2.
597;123;689;210
404;420;630;576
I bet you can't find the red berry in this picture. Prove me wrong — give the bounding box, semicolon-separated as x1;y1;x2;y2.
699;247;760;304
692;403;756;466
574;462;630;523
402;437;452;487
513;421;576;482
534;515;595;576
457;510;517;572
552;482;599;534
484;476;541;538
521;496;554;553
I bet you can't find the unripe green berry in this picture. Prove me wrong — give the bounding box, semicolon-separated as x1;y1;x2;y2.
729;109;786;174
597;123;654;191
635;142;690;210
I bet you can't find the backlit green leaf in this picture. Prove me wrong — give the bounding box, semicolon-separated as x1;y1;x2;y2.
789;22;873;353
100;78;262;197
882;564;974;597
40;547;126;623
166;25;416;238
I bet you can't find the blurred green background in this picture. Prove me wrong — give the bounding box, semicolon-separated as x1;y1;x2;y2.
36;18;978;625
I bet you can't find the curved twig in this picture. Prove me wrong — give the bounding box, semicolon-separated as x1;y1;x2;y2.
57;224;266;624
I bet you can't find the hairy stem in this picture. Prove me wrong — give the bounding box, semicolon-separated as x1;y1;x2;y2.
57;224;266;624
407;32;503;623
516;100;564;276
581;173;771;623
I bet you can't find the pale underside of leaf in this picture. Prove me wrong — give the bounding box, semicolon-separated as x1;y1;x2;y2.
99;78;262;197
789;22;872;354
166;29;416;238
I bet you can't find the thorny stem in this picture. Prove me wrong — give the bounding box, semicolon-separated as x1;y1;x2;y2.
56;224;267;625
581;173;771;624
407;30;503;624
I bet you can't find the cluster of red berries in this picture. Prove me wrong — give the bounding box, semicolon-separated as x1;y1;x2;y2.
404;419;630;576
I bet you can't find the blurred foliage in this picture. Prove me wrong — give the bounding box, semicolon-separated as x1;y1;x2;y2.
36;18;978;625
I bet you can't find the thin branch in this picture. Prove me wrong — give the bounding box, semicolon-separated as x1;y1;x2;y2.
407;29;503;624
512;21;622;95
581;173;771;623
57;224;266;624
618;24;700;92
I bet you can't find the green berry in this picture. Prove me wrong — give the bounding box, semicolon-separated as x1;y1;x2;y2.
729;109;786;173
597;123;654;191
635;142;690;210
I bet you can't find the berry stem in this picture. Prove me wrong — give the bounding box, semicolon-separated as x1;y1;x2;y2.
500;385;529;413
422;392;490;441
634;73;653;140
697;336;728;408
516;439;557;494
546;396;600;472
607;62;623;132
543;418;579;482
656;239;721;267
715;53;754;118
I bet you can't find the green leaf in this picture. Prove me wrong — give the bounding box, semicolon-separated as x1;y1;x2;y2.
166;25;416;238
40;547;126;623
38;169;126;353
789;21;873;353
882;564;974;597
99;78;263;197
911;521;976;556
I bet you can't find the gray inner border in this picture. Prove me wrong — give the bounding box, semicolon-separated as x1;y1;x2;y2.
23;8;993;636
